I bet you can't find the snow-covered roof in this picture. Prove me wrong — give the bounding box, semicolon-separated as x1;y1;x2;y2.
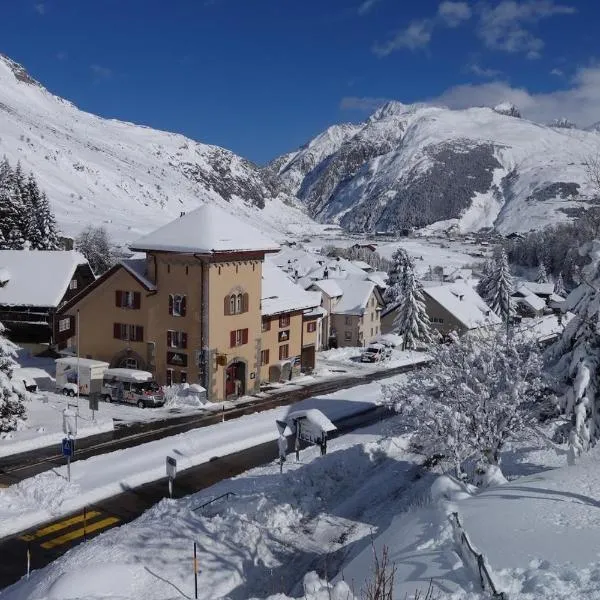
0;250;89;308
56;357;110;368
367;272;388;288
350;260;373;272
103;368;153;381
515;293;546;312
120;258;156;291
130;204;280;255
310;279;344;298
285;408;337;433
332;280;378;315
521;281;554;296
261;263;320;316
423;281;502;330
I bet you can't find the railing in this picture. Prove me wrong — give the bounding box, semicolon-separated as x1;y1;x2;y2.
191;492;236;512
449;511;507;600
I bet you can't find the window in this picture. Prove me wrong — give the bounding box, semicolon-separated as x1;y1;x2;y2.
279;314;290;328
167;351;188;367
431;317;445;324
58;317;71;333
370;328;373;337
123;358;138;369
169;294;186;317
69;279;77;290
375;326;379;334
230;328;249;347
307;321;317;333
262;318;271;332
113;323;144;342
116;291;141;309
371;312;374;321
180;371;188;384
345;331;352;341
166;369;173;386
345;316;352;326
225;292;248;315
167;330;188;349
279;344;289;360
260;349;270;365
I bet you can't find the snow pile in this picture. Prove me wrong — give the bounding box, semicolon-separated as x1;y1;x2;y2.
162;383;208;409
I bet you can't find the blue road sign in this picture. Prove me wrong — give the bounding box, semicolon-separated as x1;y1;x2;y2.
62;437;74;457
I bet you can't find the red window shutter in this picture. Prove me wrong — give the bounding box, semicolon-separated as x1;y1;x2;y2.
242;328;248;345
230;331;236;348
115;290;122;307
182;332;188;349
133;292;141;309
136;326;143;342
181;296;187;317
242;293;249;313
167;330;172;347
224;295;230;316
113;323;120;339
168;294;173;315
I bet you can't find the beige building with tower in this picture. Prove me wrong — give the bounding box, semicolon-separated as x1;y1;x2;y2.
58;205;320;402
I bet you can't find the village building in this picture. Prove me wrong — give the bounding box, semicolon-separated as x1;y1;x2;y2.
58;204;319;402
0;250;94;353
381;281;500;337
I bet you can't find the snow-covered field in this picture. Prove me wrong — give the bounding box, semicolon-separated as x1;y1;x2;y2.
0;379;386;540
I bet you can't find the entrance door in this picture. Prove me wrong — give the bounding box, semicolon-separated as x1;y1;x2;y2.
225;362;246;398
301;345;316;372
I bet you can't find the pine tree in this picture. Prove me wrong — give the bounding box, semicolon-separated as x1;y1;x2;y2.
484;247;514;321
12;162;33;247
0;157;16;245
476;259;493;298
0;321;26;433
383;247;413;307
32;189;60;250
536;262;549;284
554;272;566;297
393;266;432;350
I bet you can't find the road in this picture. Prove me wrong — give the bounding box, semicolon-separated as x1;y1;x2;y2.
0;405;394;592
0;359;429;485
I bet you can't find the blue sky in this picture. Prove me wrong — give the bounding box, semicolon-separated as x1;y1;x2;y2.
0;1;597;163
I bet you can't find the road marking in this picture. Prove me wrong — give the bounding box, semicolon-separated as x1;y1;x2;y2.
40;517;120;549
20;511;102;542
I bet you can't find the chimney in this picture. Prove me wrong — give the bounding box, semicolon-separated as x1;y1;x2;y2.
180;211;186;217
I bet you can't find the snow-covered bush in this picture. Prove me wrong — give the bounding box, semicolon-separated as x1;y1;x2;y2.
384;330;550;480
0;321;26;432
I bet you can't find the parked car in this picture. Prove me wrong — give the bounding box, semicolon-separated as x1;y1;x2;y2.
101;368;164;408
360;343;392;363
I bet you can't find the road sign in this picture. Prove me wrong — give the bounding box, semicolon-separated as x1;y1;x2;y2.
166;456;177;480
61;437;74;457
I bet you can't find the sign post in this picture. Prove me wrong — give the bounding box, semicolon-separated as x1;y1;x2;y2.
61;437;74;481
166;456;177;498
88;394;99;422
193;541;199;599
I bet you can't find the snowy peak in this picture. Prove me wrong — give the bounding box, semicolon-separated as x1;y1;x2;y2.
269;103;600;235
0;54;41;87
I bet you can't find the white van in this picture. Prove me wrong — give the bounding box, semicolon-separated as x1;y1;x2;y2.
55;357;110;396
101;368;164;408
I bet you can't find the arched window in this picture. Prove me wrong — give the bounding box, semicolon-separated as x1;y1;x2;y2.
229;295;236;315
236;293;243;314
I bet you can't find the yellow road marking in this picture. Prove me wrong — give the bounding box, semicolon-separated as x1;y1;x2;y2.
40;517;120;549
20;511;102;542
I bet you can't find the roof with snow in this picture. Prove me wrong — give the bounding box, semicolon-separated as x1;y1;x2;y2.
120;258;157;291
514;292;546;312
309;279;344;298
350;260;373;272
261;263;320;317
331;280;380;315
130;204;280;255
423;281;502;330
0;250;89;307
521;281;554;296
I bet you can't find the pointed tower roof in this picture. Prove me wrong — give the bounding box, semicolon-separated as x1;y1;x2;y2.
130;204;280;254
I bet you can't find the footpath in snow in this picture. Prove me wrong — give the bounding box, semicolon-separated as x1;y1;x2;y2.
0;380;386;539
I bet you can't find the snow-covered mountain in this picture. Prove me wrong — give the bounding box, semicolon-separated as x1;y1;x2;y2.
267;101;600;234
0;55;322;244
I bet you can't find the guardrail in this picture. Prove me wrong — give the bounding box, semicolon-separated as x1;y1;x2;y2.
191;492;236;512
449;511;507;600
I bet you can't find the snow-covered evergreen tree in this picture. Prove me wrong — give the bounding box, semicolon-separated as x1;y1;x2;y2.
554;272;566;296
393;266;432;349
31;189;60;250
0;321;26;433
536;262;549;284
547;241;600;461
385;330;549;479
476;259;493;298
383;247;413;306
484;247;514;321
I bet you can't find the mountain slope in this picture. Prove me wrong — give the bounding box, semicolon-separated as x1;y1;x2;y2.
0;55;321;244
268;101;600;234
